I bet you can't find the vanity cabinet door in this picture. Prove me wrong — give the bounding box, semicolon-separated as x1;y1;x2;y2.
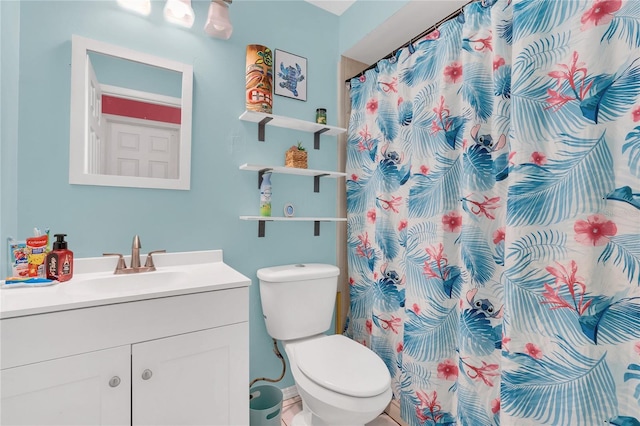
0;345;131;426
132;323;249;426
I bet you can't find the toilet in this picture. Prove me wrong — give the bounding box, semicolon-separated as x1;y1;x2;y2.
257;263;392;426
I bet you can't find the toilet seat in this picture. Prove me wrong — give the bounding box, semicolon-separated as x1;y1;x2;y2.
293;334;390;397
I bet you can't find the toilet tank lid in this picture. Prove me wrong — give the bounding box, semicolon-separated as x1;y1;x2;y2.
257;264;339;282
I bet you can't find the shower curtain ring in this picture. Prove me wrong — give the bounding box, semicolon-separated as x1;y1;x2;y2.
408;38;416;54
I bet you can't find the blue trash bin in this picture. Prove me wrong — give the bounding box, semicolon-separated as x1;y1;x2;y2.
250;385;283;426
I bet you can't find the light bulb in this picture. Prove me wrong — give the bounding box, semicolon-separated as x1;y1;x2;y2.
204;0;233;40
163;0;195;28
117;0;151;16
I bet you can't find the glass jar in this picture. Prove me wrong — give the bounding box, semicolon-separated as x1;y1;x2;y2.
315;108;327;125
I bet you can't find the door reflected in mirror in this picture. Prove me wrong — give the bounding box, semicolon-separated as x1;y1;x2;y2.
69;35;193;190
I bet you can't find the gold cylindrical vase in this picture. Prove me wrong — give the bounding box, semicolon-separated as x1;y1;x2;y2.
245;44;273;113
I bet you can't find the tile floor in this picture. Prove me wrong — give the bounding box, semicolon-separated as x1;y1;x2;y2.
280;396;400;426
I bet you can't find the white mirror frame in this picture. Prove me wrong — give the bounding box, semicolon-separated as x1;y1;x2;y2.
69;35;193;190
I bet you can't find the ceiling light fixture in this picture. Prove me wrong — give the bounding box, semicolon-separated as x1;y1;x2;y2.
204;0;233;40
163;0;195;28
116;0;151;16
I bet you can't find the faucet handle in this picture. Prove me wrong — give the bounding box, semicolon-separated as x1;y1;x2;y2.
144;250;166;269
103;253;127;273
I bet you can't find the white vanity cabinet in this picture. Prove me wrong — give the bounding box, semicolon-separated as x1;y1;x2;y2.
1;345;132;425
132;324;248;426
1;252;250;426
2;323;248;426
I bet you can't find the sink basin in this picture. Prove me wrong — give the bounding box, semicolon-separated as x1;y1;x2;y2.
1;250;252;320
64;270;189;296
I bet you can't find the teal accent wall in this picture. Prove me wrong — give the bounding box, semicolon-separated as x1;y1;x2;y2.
3;0;341;390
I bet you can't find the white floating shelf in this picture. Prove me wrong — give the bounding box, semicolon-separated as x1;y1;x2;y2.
240;216;347;222
240;163;346;192
239;216;346;237
239;164;346;178
239;110;346;148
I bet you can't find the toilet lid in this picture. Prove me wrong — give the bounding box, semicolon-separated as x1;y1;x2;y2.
294;335;390;397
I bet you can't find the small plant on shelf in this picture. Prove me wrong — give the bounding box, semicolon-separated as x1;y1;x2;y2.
285;141;308;168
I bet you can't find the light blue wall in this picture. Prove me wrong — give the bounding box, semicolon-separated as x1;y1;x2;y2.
2;0;411;392
5;0;341;389
1;0;20;277
338;0;408;55
89;51;183;97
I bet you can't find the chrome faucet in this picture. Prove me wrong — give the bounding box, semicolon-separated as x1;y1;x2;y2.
103;235;166;274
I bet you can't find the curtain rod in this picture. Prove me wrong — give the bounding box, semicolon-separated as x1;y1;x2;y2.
345;0;475;83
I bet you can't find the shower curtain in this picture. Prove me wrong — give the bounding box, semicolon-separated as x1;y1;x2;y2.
345;0;640;424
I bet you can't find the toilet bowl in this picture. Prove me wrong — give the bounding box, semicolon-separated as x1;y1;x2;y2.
284;334;392;426
257;264;393;426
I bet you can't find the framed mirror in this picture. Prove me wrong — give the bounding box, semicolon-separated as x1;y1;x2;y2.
69;35;193;190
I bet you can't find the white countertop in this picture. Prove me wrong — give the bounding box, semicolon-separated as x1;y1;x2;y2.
1;250;250;319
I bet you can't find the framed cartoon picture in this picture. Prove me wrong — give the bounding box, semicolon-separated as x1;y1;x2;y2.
274;49;307;101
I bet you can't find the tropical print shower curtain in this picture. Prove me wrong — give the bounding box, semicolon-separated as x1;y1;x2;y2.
345;0;640;424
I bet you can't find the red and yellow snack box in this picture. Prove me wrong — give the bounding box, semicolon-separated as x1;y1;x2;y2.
26;235;49;277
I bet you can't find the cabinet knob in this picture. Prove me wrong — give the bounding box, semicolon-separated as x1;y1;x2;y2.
141;369;153;380
109;376;121;387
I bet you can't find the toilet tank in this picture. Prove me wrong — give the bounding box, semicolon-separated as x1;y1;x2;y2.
257;264;340;341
